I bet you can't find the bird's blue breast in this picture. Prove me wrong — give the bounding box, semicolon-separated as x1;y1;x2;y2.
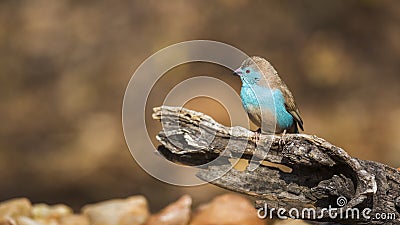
240;83;294;130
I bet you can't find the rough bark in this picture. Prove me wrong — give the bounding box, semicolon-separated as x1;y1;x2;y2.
152;106;400;225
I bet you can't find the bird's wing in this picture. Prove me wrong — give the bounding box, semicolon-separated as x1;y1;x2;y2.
278;82;304;131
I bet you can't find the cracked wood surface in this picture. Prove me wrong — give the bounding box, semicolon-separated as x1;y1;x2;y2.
152;106;400;225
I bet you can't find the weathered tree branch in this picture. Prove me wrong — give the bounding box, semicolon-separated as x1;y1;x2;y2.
152;106;400;225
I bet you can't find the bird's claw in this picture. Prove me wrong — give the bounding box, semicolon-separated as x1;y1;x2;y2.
278;130;287;148
253;128;262;145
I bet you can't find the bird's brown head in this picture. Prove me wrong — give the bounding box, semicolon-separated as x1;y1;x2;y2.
233;56;277;85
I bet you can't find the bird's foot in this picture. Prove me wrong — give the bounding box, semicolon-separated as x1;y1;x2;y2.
253;128;262;145
278;130;287;148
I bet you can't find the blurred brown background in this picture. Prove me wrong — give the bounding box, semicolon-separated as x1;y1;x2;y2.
1;0;400;212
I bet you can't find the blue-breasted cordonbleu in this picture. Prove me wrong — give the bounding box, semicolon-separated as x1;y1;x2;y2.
233;56;304;134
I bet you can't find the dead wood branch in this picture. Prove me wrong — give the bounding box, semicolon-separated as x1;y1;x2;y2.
153;106;400;225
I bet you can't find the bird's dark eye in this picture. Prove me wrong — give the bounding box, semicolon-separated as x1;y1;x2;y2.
245;69;250;74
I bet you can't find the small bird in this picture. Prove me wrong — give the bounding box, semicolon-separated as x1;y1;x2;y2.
233;56;303;134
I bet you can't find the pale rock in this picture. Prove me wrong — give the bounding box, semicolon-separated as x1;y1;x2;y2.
31;218;58;225
0;217;16;225
32;204;72;220
146;195;191;225
82;196;149;225
273;219;310;225
0;198;32;225
15;217;43;225
59;215;90;225
190;194;266;225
